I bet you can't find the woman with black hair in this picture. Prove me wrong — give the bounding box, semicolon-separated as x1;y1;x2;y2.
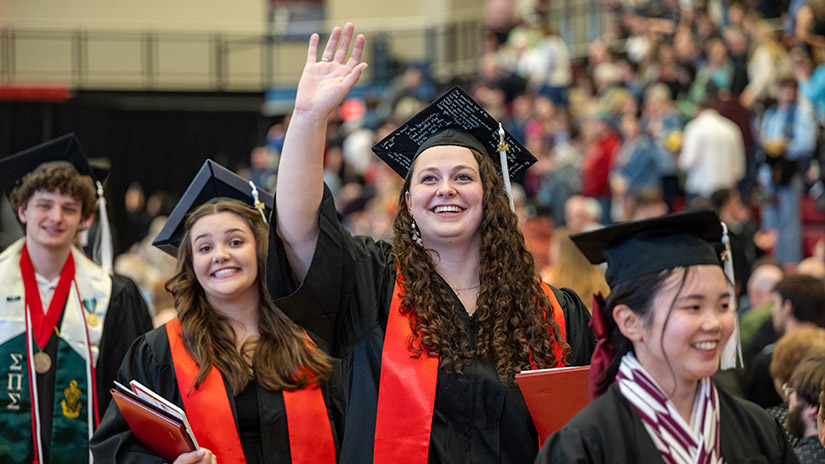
535;211;798;463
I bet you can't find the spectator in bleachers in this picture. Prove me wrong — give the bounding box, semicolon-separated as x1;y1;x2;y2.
563;195;602;233
609;112;668;222
786;355;825;462
517;23;571;106
713;188;764;265
750;275;825;408
628;188;669;220
797;256;825;278
767;328;825;446
759;78;816;265
795;0;825;50
543;227;609;313
249;145;278;192
639;83;681;208
687;39;734;109
740;259;785;349
741;20;792;108
678;98;746;201
581;112;620;223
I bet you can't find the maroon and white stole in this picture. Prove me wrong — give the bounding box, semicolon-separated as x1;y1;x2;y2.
615;353;722;464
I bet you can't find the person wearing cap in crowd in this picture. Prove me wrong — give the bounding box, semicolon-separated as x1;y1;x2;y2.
535;210;798;463
90;160;341;463
269;23;595;464
0;134;153;464
785;355;825;463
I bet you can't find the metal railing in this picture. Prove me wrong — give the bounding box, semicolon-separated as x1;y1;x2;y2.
0;2;607;92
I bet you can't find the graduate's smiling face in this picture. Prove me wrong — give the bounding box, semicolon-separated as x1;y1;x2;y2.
18;190;85;252
190;211;259;307
404;145;484;249
626;265;734;391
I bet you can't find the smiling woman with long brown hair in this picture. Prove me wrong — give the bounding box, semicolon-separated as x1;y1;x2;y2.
91;165;339;464
267;23;595;464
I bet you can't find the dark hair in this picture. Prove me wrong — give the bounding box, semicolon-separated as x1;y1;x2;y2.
774;274;825;327
9;163;97;226
166;199;332;394
391;148;569;383
709;188;736;213
595;267;690;396
788;354;825;405
777;77;798;91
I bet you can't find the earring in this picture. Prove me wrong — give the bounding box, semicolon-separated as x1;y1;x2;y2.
411;221;423;246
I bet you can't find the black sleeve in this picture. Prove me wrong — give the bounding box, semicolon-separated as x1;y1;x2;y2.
96;274;154;414
552;287;596;366
90;329;173;463
266;185;395;357
719;389;801;463
535;427;602;464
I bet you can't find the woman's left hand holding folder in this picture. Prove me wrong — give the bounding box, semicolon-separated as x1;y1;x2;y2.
172;447;216;464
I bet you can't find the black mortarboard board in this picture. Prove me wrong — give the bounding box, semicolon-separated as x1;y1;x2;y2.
570;210;724;289
371;86;535;178
0;133;93;200
152;159;274;256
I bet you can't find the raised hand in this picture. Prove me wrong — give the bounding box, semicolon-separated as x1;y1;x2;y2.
293;22;367;119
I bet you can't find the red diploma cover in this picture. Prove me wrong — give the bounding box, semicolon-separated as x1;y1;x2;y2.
110;381;198;461
515;364;591;444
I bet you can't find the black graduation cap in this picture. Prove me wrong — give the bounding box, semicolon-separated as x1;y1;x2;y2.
0;133;93;200
87;157;112;185
570;210;724;289
152;159;274;256
371;86;535;178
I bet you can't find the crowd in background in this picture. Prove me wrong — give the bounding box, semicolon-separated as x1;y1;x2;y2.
113;0;825;317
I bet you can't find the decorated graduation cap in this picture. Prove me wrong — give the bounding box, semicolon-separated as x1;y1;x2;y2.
0;133;116;274
152;159;274;256
571;209;742;370
371;86;535;210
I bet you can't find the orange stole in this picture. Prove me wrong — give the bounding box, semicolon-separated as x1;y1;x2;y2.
165;318;335;464
373;274;567;464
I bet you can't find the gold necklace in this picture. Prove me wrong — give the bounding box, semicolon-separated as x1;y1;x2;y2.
452;283;480;292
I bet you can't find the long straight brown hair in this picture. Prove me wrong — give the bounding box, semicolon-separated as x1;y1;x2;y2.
166;200;331;394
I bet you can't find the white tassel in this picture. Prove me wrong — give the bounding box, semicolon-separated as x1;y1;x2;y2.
249;180;268;224
93;181;114;275
719;222;743;370
497;123;515;212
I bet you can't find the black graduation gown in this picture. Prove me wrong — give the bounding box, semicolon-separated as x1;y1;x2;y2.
89;325;341;464
96;274;155;413
535;384;799;464
266;187;596;464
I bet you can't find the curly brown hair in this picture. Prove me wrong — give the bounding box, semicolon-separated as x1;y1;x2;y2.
391;148;570;383
9;163;97;225
166;200;332;394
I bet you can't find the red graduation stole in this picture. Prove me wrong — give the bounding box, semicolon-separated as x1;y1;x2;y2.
166;318;335;464
373;272;566;464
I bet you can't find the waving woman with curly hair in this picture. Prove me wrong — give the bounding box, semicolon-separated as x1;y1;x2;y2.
268;23;595;464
